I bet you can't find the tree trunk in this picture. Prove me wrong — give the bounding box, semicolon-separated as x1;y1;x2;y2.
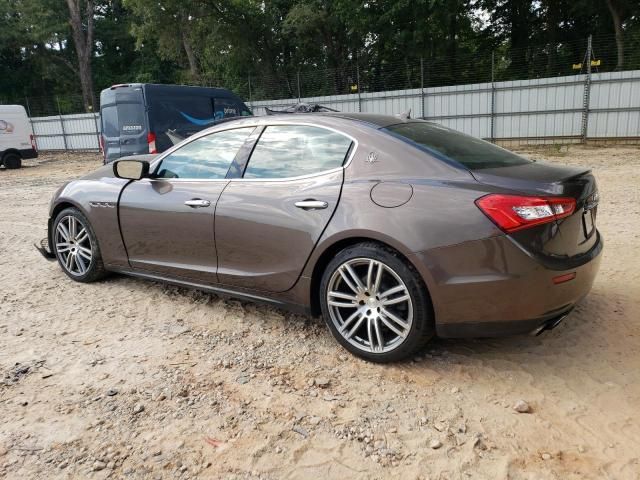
65;0;96;112
606;0;625;71
182;30;200;79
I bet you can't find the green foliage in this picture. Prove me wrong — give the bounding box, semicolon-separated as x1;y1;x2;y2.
1;0;639;109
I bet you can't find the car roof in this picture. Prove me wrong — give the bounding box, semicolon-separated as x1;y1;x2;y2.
316;112;411;128
235;112;414;129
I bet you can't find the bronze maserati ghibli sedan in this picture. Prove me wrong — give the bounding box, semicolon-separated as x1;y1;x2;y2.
40;113;602;362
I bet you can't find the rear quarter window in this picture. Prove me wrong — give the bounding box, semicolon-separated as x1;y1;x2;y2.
386;122;531;170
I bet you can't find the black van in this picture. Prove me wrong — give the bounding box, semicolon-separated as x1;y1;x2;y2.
99;84;252;163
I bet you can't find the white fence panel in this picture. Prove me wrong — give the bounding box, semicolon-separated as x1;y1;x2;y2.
29;70;640;151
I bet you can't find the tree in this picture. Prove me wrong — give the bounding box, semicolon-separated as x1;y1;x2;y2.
65;0;97;110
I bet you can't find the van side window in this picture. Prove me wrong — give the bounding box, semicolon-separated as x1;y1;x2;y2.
102;106;118;137
156;127;254;180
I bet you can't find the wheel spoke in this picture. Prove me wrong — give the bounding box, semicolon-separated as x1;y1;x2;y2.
56;242;71;253
379;315;405;338
75;254;86;274
372;262;383;295
367;318;375;351
382;294;410;306
373;318;384;352
75;228;88;243
328;299;358;308
68;217;77;238
339;268;359;294
379;284;405;299
339;309;363;333
328;291;358;302
366;260;375;291
65;252;74;270
343;264;365;291
78;248;92;262
381;308;410;331
56;223;70;241
344;314;366;339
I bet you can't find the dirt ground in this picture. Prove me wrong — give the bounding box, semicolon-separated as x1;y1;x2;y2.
0;146;639;480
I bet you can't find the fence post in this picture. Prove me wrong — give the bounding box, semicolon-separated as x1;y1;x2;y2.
57;97;69;151
420;58;425;119
581;35;593;143
356;65;362;113
92;112;101;151
248;73;253;110
25;96;38;150
297;70;301;102
490;51;496;143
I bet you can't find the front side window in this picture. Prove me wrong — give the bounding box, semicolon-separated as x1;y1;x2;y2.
155;127;254;180
243;125;353;179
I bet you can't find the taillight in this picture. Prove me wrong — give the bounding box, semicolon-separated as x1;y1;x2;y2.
30;134;37;151
476;194;576;233
147;132;157;154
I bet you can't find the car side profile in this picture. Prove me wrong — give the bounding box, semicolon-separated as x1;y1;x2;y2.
40;113;602;362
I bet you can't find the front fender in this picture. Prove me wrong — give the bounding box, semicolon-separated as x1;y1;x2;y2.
49;176;130;269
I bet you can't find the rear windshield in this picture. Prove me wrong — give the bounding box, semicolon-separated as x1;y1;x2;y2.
386;122;531;170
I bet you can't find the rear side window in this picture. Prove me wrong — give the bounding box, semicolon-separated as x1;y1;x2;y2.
118;103;145;135
101;106;118;137
156;127;254;180
244;125;352;179
386;122;531;170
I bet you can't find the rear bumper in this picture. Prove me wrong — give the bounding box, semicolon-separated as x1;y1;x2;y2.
20;148;38;159
412;231;602;338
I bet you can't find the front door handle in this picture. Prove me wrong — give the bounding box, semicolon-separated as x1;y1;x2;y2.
184;199;211;208
294;200;328;210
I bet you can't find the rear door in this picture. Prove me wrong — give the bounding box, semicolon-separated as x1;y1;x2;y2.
117;101;148;158
215;124;354;292
101;104;120;161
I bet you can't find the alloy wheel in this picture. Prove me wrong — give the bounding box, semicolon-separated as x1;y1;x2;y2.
326;258;413;354
55;215;93;276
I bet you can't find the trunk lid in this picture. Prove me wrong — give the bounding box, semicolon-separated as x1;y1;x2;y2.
472;161;599;259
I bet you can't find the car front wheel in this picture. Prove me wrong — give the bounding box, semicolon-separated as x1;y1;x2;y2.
320;243;434;362
53;207;106;282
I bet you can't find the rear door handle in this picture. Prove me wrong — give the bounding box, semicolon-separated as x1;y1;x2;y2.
294;200;328;210
184;199;211;208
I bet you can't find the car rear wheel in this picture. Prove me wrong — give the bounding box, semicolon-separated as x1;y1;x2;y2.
320;243;434;362
53;207;106;282
2;152;22;169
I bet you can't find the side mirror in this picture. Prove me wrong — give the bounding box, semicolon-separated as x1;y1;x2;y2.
113;160;149;180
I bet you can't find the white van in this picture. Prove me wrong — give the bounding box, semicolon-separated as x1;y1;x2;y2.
0;105;38;169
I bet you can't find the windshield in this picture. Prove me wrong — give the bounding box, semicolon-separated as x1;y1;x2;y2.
386;122;532;170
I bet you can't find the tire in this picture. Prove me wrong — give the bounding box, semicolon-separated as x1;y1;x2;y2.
52;207;107;282
320;242;434;362
3;152;22;169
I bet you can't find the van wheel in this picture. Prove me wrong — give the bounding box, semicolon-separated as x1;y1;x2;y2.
3;152;22;169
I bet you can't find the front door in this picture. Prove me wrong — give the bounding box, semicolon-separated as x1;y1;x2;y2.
215;124;354;292
118;126;256;283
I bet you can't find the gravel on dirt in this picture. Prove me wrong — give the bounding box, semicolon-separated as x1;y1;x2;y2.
1;147;639;479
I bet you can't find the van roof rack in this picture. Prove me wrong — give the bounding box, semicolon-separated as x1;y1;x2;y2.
265;103;339;115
